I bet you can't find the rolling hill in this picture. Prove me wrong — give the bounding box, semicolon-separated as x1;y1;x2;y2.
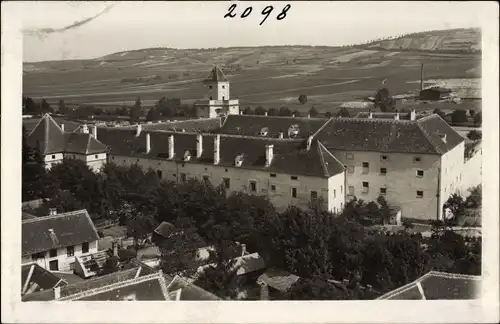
23;28;481;113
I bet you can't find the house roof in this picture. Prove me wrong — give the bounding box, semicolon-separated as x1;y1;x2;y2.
376;271;481;300
26;114;108;155
23;116;81;133
21;263;65;295
97;129;345;178
315;114;464;155
154;221;177;237
22;209;99;255
167;275;221;300
218;115;330;139
421;87;453;93
257;268;300;292
114;118;222;133
204;65;228;83
353;112;426;121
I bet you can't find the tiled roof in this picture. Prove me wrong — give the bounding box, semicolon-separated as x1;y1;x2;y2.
26;114;108;155
204;65;228;82
167;275;221;300
257;268;300;292
115;118;222;133
23;116;81;133
98;129;345;178
22;209;99;255
218;115;330;139
21;263;65;295
154;221;176;237
376;271;481;300
315;114;464;155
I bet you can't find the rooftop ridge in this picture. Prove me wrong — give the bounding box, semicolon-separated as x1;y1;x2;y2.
311;117;333;139
22;209;89;224
424;271;482;280
332;116;416;124
60;272;165;301
150;131;306;142
234;114;329;121
317;141;346;177
316;141;329;177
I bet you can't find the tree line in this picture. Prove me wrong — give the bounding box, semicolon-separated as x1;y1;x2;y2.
23;136;481;299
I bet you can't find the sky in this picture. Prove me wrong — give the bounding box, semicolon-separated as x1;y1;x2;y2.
16;1;487;62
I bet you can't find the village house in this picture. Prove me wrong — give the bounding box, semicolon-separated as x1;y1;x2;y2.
194;66;240;118
21;263;67;296
22;209;100;271
24;113;108;171
96;126;346;213
419;87;453;101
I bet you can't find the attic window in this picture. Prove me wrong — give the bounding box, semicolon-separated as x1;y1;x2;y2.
52;155;56;159
184;151;192;161
288;124;300;138
270;173;277;178
291;176;298;180
413;156;421;163
259;127;269;136
209;86;212;89
32;252;45;260
235;154;244;167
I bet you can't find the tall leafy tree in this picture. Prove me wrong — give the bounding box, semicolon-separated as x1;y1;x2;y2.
308;106;318;117
130;97;143;123
22;127;47;201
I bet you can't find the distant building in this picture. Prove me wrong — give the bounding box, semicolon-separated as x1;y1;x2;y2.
354;110;423;121
419;87;453;101
376;271;481;300
194;66;240;118
22;209;100;272
24;114;108;171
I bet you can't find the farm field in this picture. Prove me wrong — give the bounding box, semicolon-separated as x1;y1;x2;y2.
23;28;481;115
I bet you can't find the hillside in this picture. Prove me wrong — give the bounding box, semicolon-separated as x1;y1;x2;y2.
22;28;481;112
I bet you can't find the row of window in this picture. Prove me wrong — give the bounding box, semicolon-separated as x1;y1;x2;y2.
346;164;425;177
349;183;424;198
208;85;226;89
346;153;422;163
31;242;89;260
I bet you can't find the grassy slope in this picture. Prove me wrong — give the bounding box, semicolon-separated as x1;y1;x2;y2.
23;28;481;113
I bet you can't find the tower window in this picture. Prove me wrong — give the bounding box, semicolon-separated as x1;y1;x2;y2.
222;85;225;89
209;85;212;89
209;96;212;100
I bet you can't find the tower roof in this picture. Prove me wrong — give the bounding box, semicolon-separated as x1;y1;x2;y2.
203;65;228;83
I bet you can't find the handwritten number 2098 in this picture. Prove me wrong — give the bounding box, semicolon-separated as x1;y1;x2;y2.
224;4;291;25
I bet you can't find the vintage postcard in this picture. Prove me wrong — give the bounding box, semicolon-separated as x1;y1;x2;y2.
1;1;499;323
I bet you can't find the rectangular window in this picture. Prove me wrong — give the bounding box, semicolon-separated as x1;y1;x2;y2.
49;260;59;271
346;153;354;160
291;176;298;180
381;155;388;161
347;165;355;173
362;162;369;174
223;177;230;189
380;187;387;195
362;182;369;193
271;184;276;192
413;156;421;163
156;170;163;179
180;173;186;182
67;246;74;257
249;181;257;192
209;85;212;89
333;189;336;198
270;173;277;178
291;187;297;198
222;85;225;89
49;249;57;258
82;242;89;254
340;186;343;194
416;170;424;177
348;186;355;195
380;168;387;175
32;252;45;260
416;190;424;198
51;155;56;159
311;191;318;200
95;154;98;159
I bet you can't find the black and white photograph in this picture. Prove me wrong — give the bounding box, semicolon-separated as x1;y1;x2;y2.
2;1;498;323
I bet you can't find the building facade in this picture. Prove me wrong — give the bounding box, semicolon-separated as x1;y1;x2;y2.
194;66;240;118
22;209;100;272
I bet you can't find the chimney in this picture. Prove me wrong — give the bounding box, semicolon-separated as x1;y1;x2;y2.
81;124;89;134
49;208;57;216
259;282;269;301
368;110;373;119
112;242;118;257
278;132;284;139
241;243;247;256
168;135;174;159
240;111;243;115
410;109;416;121
265;145;274;167
264;111;268;116
60;124;65;132
196;134;203;158
292;113;295;118
394;113;400;121
92;125;97;139
136;124;142;137
307;113;311;118
54;286;61;300
213;135;220;165
420;64;424;92
145;133;151;154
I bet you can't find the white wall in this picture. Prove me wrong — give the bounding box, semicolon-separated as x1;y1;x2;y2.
21;240;98;272
439;142;466;219
63;152;107;172
43;153;64;169
459;148;482;197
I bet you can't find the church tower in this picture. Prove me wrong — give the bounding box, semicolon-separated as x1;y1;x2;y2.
203;65;230;101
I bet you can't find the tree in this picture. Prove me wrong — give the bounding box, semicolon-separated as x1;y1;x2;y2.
254;106;266;115
325;111;333;118
336;108;350;118
267;108;278;116
308;106;318;117
451;109;468;124
278;107;292;116
374;88;395;112
469;109;476;117
465;185;481;209
41;99;53;114
444;193;466;220
280;277;352;300
242;107;253;115
473;112;482;126
298;94;308;105
466;130;482;141
22;127;47;201
146;106;162;121
130;97;143;123
433;108;446;119
100;255;120;275
155;96;175;117
23;96;38;115
57;100;68;114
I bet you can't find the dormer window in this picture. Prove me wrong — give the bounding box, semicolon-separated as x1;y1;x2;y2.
259;127;269;136
209;85;212;89
235;154;244;167
288;124;300;138
184;150;192;161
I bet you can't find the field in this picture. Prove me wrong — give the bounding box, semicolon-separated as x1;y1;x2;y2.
23;28;481;114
